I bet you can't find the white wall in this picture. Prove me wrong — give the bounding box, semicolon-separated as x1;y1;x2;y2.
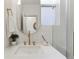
52;0;74;58
52;0;67;56
66;0;74;59
31;26;53;45
4;0;12;48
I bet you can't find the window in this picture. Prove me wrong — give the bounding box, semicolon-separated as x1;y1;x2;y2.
41;0;60;26
41;7;56;25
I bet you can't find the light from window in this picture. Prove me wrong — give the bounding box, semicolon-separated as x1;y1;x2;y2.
41;7;56;26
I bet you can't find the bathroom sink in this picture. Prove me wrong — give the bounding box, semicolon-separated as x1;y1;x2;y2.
5;45;66;59
15;45;44;56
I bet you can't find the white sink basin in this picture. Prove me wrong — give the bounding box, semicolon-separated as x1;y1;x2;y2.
15;45;44;56
5;45;66;59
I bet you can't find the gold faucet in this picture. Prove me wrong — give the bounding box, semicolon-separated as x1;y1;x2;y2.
28;31;31;45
